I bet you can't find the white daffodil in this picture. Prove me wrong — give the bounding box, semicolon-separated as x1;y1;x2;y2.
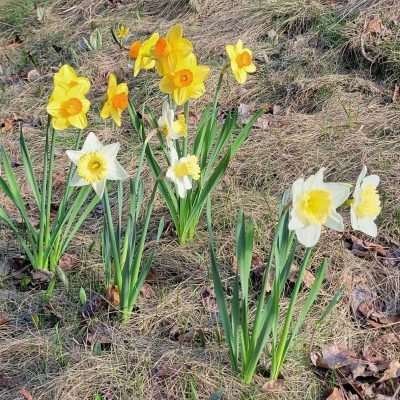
166;145;200;198
289;168;351;247
157;101;187;142
350;166;381;237
66;132;128;198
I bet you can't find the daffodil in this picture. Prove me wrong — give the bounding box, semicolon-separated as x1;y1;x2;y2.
289;168;351;247
133;32;159;77
116;25;129;40
66;132;128;198
52;64;90;94
166;146;200;198
160;53;210;105
129;40;141;60
47;85;91;130
100;73;129;127
225;40;256;84
350;166;381;237
153;24;193;76
157;101;187;142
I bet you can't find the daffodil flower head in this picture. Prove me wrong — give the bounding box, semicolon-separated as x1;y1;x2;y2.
129;40;141;60
66;132;128;198
100;73;129;127
157;101;187;141
116;24;129;40
52;64;90;94
166;146;200;198
47;85;91;130
225;40;256;84
289;168;351;247
350;166;381;237
159;53;210;105
153;24;193;76
133;32;159;77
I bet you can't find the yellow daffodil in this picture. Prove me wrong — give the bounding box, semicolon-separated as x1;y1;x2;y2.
158;101;187;142
289;168;351;247
116;25;129;40
47;85;91;130
52;64;90;94
160;53;210;105
129;40;141;60
166;146;200;198
350;166;381;237
133;32;159;77
225;40;256;84
153;24;193;76
100;73;129;127
66;132;128;198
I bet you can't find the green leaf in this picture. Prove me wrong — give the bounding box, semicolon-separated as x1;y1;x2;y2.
79;287;87;305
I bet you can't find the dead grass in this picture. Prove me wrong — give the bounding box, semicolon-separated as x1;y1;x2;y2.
1;0;400;399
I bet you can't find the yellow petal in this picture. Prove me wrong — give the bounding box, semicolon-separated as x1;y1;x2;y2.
107;73;118;97
52;116;69;130
225;44;236;61
69;113;88;129
100;101;111;119
111;109;122;127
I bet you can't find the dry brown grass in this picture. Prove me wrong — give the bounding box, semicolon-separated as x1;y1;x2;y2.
1;0;400;399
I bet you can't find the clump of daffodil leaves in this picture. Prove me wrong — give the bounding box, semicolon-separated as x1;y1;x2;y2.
0;22;383;387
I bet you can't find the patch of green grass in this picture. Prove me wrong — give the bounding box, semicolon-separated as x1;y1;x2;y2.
0;0;36;35
314;10;347;49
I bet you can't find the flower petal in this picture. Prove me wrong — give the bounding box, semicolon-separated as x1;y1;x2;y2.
82;132;103;153
295;224;322;248
325;210;344;231
107;160;128;181
92;180;106;198
325;182;351;207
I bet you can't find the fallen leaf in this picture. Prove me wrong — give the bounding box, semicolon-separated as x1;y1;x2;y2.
105;285;120;306
326;388;345;400
365;16;384;35
85;323;113;346
30;269;53;286
26;69;40;82
81;293;106;318
238;103;252;125
58;253;79;271
200;287;217;312
350;287;400;327
392;84;400;103
254;114;273;129
261;379;285;392
289;264;315;289
311;345;358;369
344;234;387;258
19;388;33;400
0;312;9;326
378;360;400;382
140;283;155;299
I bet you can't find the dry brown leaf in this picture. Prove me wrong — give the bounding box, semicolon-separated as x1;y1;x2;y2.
58;253;79;271
140;283;155;299
344;234;387;258
261;379;285;392
289;264;315;288
19;388;33;400
0;312;9;326
0;116;18;133
378;360;400;383
105;285;120;306
81;293;106;318
365;16;384;35
26;69;40;82
200;287;217;312
311;345;358;369
85;324;113;346
326;388;345;400
392;84;400;103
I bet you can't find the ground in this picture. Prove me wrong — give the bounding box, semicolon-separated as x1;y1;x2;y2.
0;0;400;399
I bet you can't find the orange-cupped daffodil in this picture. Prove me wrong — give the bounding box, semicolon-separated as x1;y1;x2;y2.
133;33;159;77
52;64;90;94
100;73;129;127
159;53;209;105
225;40;256;84
153;24;193;76
47;85;91;130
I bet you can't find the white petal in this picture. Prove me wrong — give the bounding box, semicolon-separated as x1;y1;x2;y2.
176;180;187;198
325;210;344;231
166;166;176;183
356;165;368;189
304;167;325;191
82;132;103;153
92;180;106;198
325;182;351;207
295;224;321;248
66;150;82;165
168;145;179;164
107;160;128;181
288;210;305;230
70;172;87;187
362;174;380;188
102;142;120;159
356;218;378;237
291;177;304;202
182;176;192;190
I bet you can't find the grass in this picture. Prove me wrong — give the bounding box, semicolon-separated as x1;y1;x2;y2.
1;0;400;399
